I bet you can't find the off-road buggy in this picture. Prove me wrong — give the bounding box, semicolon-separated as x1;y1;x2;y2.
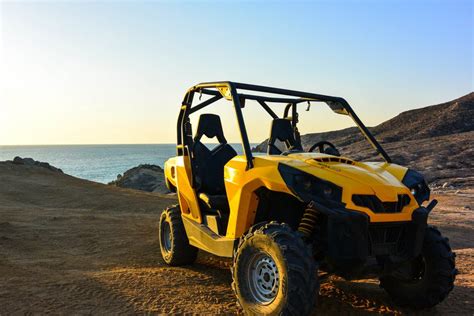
159;82;456;315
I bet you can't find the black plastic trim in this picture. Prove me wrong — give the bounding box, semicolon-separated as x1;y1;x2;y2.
278;163;343;204
402;169;430;204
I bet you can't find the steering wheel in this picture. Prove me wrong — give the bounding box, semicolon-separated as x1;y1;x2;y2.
308;141;340;156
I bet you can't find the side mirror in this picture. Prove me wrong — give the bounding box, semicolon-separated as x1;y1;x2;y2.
327;101;349;115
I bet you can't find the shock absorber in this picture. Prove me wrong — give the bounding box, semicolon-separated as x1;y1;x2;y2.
298;202;320;238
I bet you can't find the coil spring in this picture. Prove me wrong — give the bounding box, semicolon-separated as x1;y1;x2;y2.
298;205;320;238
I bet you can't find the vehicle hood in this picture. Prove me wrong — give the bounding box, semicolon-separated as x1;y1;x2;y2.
277;153;409;201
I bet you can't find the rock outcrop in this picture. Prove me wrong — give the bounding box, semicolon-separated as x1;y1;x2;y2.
108;164;169;194
10;157;63;173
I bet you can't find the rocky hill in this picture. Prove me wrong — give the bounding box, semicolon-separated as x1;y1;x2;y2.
8;156;63;173
253;92;474;187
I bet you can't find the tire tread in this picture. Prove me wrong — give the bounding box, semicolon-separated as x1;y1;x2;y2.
231;221;319;315
380;226;456;309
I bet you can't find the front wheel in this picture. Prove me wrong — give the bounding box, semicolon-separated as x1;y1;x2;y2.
231;222;319;315
380;226;457;309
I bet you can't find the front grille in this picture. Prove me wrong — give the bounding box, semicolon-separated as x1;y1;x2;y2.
352;194;410;213
368;224;407;256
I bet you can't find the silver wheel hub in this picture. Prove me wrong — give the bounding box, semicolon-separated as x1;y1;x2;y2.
248;253;280;304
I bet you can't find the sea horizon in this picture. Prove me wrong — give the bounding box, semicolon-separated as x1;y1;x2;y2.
0;143;253;184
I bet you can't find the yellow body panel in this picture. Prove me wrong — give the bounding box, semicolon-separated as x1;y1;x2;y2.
164;157;177;188
165;152;417;239
169;155;202;223
224;156;293;238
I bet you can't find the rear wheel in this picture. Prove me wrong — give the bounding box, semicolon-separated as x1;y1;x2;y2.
158;205;198;266
380;226;457;309
231;222;319;315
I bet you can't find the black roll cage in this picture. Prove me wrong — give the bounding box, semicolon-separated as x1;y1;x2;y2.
177;81;391;170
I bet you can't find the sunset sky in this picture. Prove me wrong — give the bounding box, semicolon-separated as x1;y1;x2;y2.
0;0;472;145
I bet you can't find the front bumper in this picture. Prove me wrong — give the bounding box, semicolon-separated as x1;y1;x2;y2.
308;200;428;271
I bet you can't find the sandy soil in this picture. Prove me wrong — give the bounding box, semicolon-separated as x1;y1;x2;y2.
0;162;473;315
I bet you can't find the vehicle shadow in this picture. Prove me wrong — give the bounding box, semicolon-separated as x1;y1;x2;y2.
111;235;470;314
318;277;474;315
183;251;471;315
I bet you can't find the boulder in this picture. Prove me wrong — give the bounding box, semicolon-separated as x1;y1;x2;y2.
108;164;169;194
11;157;63;173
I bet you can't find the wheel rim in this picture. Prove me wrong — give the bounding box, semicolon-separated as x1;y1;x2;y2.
391;255;427;283
412;256;426;280
160;220;172;253
247;252;280;304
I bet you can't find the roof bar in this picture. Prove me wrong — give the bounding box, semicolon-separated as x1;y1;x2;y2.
189;94;222;114
233;82;342;103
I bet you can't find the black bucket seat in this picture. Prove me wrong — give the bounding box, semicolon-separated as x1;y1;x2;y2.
192;114;237;211
267;118;303;155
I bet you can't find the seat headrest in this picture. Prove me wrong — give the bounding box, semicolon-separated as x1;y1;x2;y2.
194;114;227;144
270;119;295;143
268;118;302;154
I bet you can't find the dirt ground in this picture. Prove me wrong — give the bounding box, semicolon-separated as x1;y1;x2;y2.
0;162;473;315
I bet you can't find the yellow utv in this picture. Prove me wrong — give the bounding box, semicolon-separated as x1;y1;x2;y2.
159;82;456;315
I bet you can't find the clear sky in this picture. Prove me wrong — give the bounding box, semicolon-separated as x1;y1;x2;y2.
0;0;472;145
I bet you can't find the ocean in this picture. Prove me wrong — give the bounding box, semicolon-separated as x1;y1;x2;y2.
0;144;249;184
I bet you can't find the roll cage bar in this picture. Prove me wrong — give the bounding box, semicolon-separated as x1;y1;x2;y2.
177;81;391;170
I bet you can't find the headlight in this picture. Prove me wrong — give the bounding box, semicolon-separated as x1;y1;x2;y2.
278;163;342;203
402;169;430;204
